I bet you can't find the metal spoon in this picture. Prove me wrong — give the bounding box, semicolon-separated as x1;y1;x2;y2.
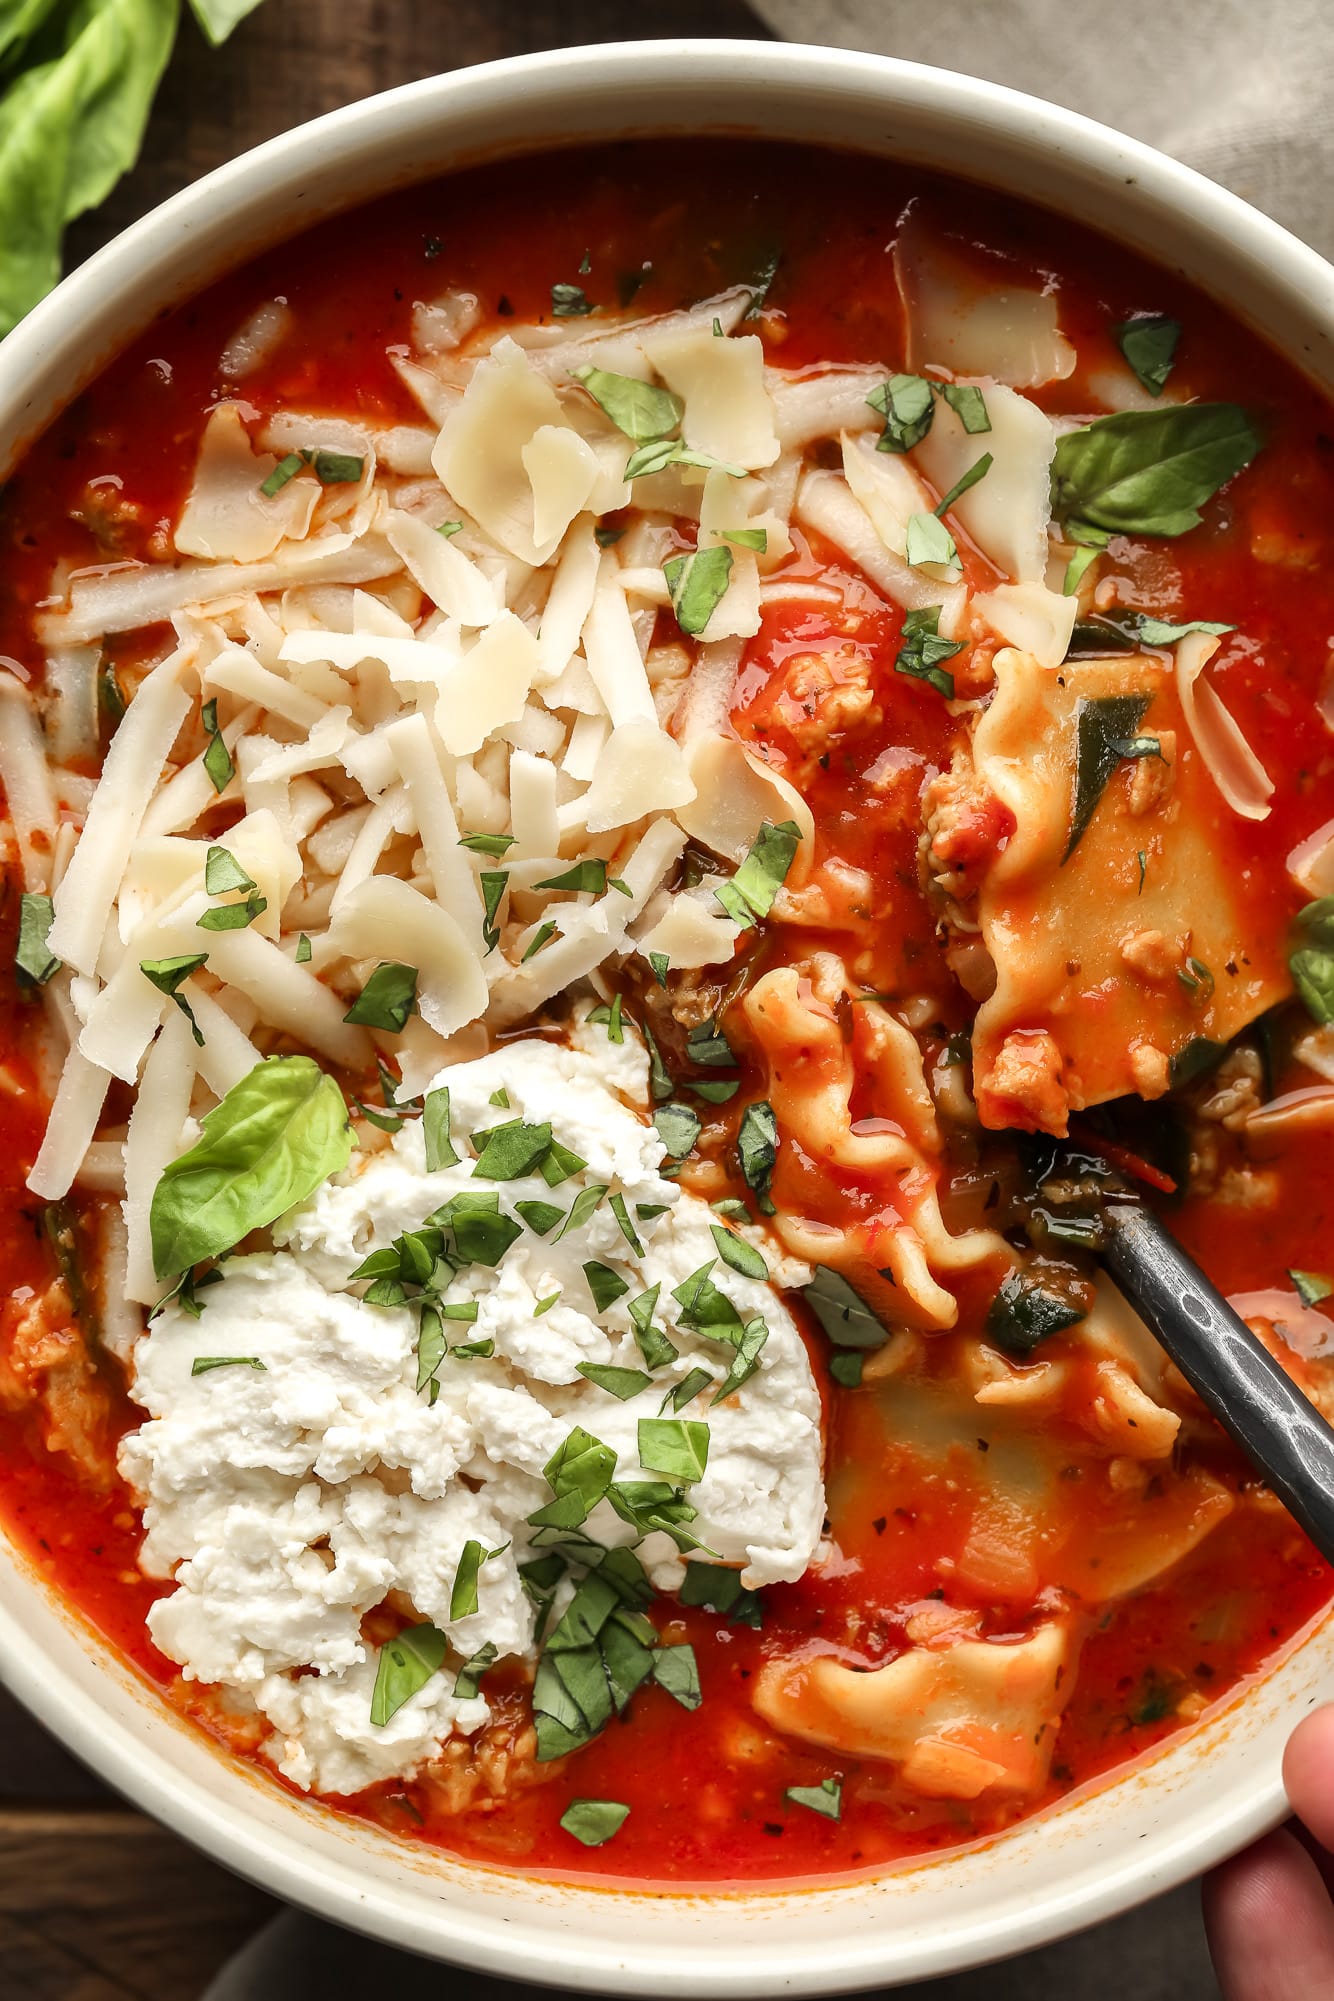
1098;1196;1334;1565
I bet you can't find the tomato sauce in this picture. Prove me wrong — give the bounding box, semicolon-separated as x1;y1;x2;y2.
1;139;1332;1888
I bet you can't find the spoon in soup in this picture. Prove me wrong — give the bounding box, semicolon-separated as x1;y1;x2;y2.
1061;1150;1334;1567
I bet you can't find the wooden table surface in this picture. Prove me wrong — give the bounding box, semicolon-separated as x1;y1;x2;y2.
15;10;780;1995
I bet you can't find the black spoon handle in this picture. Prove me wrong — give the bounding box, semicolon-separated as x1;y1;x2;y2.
1101;1201;1334;1566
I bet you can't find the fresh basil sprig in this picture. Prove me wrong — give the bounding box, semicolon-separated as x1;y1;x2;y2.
1050;404;1262;540
1290;899;1334;1026
149;1054;352;1277
573;365;683;442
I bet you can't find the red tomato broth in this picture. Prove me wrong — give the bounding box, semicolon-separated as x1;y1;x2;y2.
0;137;1331;1887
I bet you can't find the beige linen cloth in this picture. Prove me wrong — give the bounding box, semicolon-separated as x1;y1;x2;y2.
751;0;1334;259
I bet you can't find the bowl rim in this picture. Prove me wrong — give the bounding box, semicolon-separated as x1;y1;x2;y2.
1;35;1332;1992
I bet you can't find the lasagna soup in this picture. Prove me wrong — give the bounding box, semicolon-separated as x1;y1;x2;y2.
0;139;1332;1886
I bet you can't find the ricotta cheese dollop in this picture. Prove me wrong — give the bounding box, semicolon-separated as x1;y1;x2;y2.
120;1028;825;1796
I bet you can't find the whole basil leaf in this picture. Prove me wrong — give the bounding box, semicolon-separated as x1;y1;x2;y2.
150;1054;353;1276
1050;404;1261;539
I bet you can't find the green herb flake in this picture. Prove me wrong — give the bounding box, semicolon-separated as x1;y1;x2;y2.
939;382;991;434
738;1101;778;1215
554;1183;609;1241
202;703;235;794
454;1641;499;1700
1134;615;1237;645
1291;1270;1333;1308
584;1260;630;1313
573;365;683;442
370;1623;447;1726
471;1119;554;1182
522;922;557;963
786;1778;842;1821
450;1537;504;1621
664;545;734;637
803;1266;890;1350
665;1366;713;1412
647;951;670;989
1063;544;1100;597
577;1363;653;1400
651;1640;701;1709
190;1355;267;1375
628;1283;677;1371
535;858;608;896
609;1192;645;1256
540;1138;588;1187
516;1198;565;1237
479;870;507;952
559;1798;630;1847
638;1416;709;1485
295;933;312;964
934;452;993;518
829;1351;864;1388
415;1303;448;1396
423;1085;459;1171
1113;314;1181;397
14;893;59;987
343;962;419;1032
678;1559;764;1628
986;1268;1086;1355
551;282;596;319
1290;898;1334;1026
459;831;516;857
535;1291;561;1316
894;604;965;700
905;510;959;570
653;1101;701;1161
725;525;768;552
713;818;801;929
140;952;209;1047
709;1223;767;1280
1064;693;1152;861
311;450;364;486
260;451;303;498
867;373;934;454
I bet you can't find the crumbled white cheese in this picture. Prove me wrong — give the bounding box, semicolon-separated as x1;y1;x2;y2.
121;1036;824;1796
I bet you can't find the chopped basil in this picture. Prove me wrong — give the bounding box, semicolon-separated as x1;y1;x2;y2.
786;1778;842;1821
516;1198;564;1236
14;892;59;986
1134;614;1237;645
538;1426;617;1528
689;1079;739;1104
454;1640;499;1699
489;1088;510;1108
647;951;670;989
415;1304;448;1395
624;437;746;480
479;870;507;952
190;1355;266;1375
434;1191;523;1267
540;1138;588;1187
438;521;463;538
894;605;965;700
459;831;516;857
803;1266;890;1349
1290;899;1334;1025
629;1283;678;1371
642;1019;674;1104
934;452;993;518
664;545;734;637
905;511;958;571
1169;1036;1230;1090
637;1203;670;1221
829;1351;864;1388
551;282;595;318
201;698;234;794
536;858;608;895
653;1101;701;1161
535;1291;561;1316
939;382;991;434
651;1641;702;1709
450;1537;504;1620
140;952;208;1047
713;818;801;928
343;962;418;1032
423;1085;459;1171
1050;404;1262;540
711;1198;751;1223
725;525;768;552
588;993;625;1044
260;451;304;497
686;1021;735;1068
595;525;625;547
665;1366;713;1411
560;1799;630;1847
577;1363;653;1400
98;660;127;728
1291;1270;1333;1308
471;1119;554;1181
197;892;266;932
714;1316;768;1402
370;1623;447;1726
1064;693;1153;861
672;1260;742;1338
710;1224;767;1280
1063;544;1100;596
678;1560;764;1628
867;373;934;454
738;1101;778;1216
203;846;254;895
638;1416;709;1483
295;933;313;963
609;1192;644;1256
1113;314;1180;397
584;1260;630;1313
522;922;557;962
311;450;364;485
1178;955;1215;1000
744;241;781;317
986;1268;1086;1355
554;1183;609;1241
573;365;683;442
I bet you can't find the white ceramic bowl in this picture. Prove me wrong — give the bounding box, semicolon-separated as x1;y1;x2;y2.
2;41;1333;1993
